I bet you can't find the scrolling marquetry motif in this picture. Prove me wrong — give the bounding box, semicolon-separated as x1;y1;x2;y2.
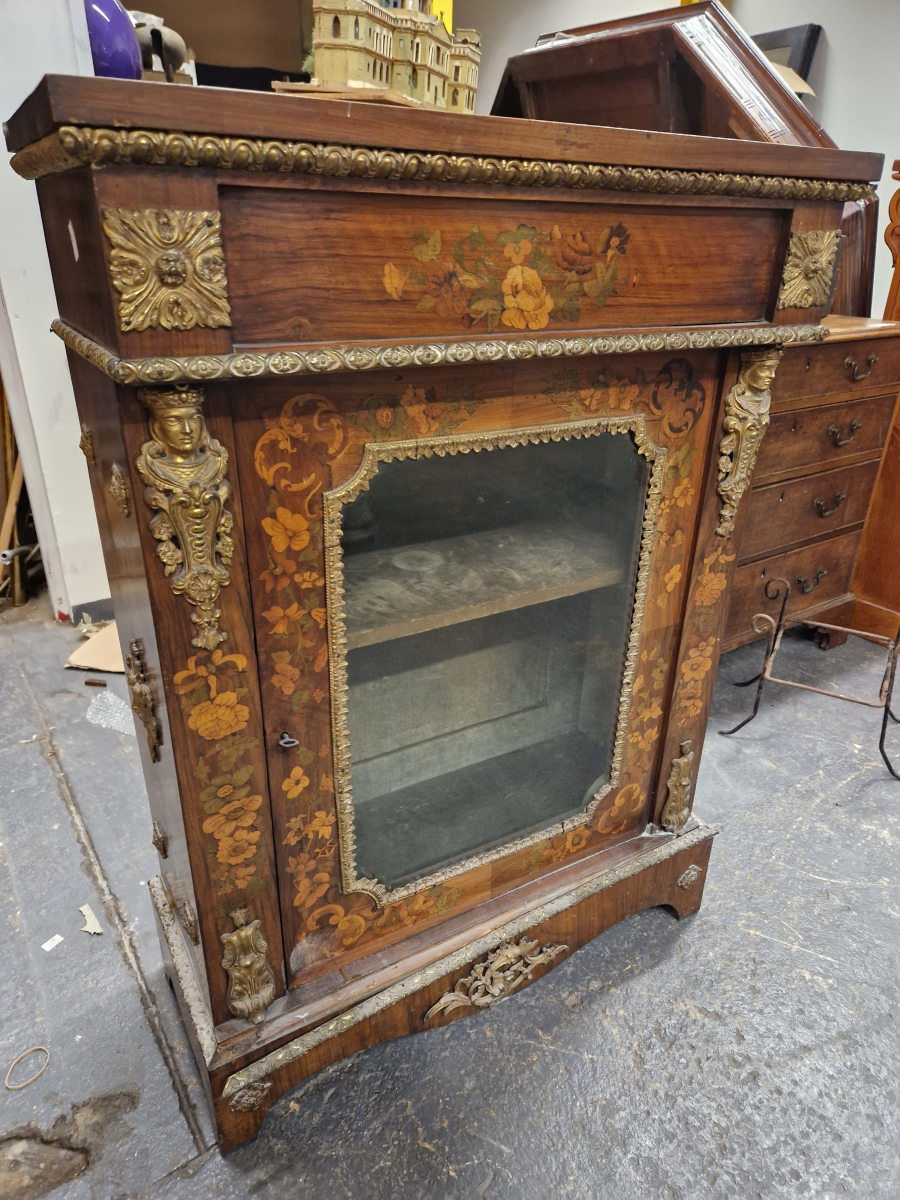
136;385;234;650
102;208;231;332
220;908;277;1025
660;740;695;836
776;229;842;310
715;348;783;538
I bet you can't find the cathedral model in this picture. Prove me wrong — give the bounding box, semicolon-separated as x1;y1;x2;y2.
311;0;480;110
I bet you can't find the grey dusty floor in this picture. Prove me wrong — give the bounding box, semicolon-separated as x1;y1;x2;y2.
1;594;899;1199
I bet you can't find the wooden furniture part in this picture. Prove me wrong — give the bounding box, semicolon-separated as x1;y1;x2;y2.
751;23;822;84
492;0;877;319
722;315;900;650
839;163;900;642
8;72;879;1150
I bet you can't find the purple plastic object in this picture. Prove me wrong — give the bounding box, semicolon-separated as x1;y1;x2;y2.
83;0;141;80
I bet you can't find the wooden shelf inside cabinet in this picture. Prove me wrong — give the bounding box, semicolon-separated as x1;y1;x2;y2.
343;520;624;650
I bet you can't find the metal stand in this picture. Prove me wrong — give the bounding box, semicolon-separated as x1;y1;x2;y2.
719;577;900;779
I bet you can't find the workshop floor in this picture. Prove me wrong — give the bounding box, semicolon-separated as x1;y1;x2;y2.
1;594;898;1199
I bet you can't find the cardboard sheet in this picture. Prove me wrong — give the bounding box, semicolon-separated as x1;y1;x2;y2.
65;621;125;673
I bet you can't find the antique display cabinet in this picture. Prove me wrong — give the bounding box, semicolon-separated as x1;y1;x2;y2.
6;74;880;1148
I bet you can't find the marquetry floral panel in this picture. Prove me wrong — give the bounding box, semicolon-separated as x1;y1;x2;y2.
383;220;637;334
173;648;271;912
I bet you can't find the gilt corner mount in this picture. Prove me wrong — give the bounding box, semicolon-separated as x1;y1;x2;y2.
776;228;843;311
102;207;231;333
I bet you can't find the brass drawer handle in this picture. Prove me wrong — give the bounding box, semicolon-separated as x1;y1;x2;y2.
827;419;862;447
844;353;878;381
813;492;846;517
796;567;827;594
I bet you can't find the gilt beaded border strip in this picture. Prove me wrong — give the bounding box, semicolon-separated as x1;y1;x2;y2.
52;319;828;386
12;126;875;204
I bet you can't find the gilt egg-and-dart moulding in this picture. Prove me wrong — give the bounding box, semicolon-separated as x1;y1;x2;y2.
102;208;232;332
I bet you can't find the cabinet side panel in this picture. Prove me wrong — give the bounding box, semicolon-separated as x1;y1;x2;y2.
118;386;286;1025
37;170;119;349
66;352;210;1005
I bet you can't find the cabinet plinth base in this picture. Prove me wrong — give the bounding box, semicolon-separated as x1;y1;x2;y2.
153;824;715;1152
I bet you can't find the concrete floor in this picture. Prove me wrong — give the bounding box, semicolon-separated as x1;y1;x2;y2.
1;594;898;1199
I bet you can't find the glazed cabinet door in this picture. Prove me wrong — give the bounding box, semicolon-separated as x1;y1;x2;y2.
229;348;734;988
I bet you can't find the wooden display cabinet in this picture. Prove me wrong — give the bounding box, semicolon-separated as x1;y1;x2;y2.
6;74;880;1149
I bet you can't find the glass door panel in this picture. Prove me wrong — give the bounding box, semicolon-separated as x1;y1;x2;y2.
338;430;650;891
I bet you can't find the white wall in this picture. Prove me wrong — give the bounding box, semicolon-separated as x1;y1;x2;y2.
457;0;899;316
0;0;110;617
730;0;899;318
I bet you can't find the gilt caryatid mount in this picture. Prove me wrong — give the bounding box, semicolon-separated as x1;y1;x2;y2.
715;348;783;538
136;385;234;649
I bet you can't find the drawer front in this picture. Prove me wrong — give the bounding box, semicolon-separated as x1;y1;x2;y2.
755;393;897;480
772;338;900;406
741;459;880;560
726;530;861;640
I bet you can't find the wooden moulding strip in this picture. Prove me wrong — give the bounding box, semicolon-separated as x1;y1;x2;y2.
51;318;829;387
148;877;217;1066
220;822;715;1102
11;126;876;204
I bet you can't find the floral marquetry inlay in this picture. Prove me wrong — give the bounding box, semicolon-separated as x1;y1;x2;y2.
383;221;635;333
174;648;268;902
103;208;231;332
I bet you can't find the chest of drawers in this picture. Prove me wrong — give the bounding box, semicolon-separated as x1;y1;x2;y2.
723;318;900;650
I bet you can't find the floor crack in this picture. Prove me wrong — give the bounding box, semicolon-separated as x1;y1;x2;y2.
1;620;211;1155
